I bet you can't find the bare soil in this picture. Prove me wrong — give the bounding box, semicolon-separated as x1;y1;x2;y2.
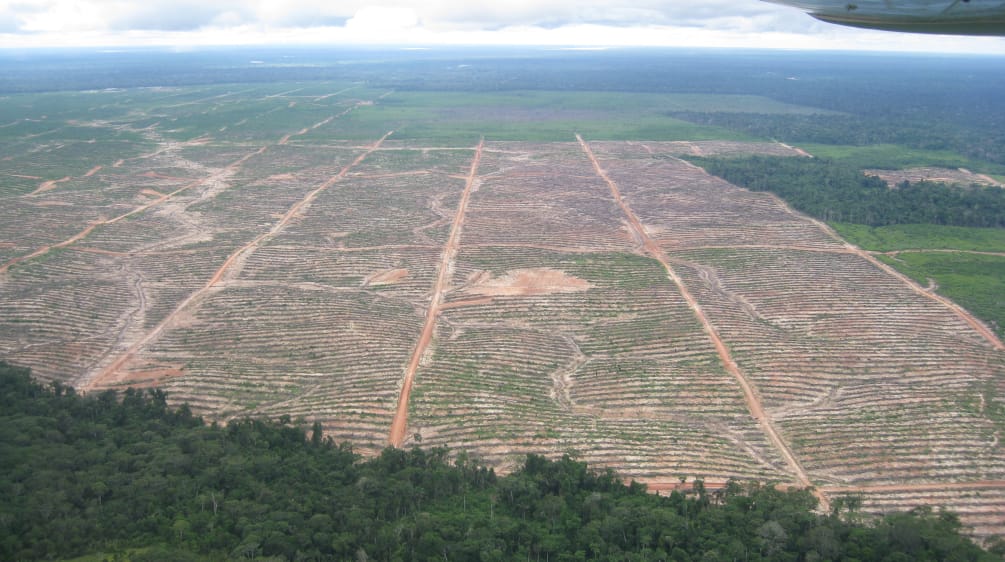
364;268;409;286
29;176;71;195
865;167;1004;188
464;268;592;296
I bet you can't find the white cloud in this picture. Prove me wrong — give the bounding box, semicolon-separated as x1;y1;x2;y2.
0;0;1001;53
345;5;418;34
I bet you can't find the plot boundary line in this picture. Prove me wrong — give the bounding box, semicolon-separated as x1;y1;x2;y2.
388;138;484;447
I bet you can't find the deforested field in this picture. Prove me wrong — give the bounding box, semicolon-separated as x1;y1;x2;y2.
2;70;1005;540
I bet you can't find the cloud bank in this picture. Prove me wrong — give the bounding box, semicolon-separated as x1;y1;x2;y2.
0;0;1002;52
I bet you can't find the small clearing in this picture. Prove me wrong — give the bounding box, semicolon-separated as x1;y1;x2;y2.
364;268;409;286
464;268;592;296
865;167;1004;188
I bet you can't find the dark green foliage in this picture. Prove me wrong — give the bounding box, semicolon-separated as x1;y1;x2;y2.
691;155;1005;228
0;362;999;561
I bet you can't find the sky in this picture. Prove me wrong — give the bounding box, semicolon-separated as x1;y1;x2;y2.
0;0;1003;53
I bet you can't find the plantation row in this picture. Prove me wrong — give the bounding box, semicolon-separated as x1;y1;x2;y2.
462;145;638;252
579;143;1004;532
404;145;796;483
151;285;422;455
0;87;389;392
0;249;132;383
575;145;1005;536
841;486;1005;540
3;134;1004;537
595;158;847;251
409;323;786;480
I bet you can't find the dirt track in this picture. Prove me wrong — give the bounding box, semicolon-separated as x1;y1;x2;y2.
388;139;484;447
577;134;829;511
80;131;394;392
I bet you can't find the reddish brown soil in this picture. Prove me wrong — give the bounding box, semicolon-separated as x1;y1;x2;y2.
112;362;186;387
29;201;72;207
578;134;829;511
139;171;189;181
388;139;484;447
357;170;432;179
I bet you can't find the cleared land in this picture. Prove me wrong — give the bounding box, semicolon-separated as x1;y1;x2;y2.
864;167;1004;188
1;86;1004;538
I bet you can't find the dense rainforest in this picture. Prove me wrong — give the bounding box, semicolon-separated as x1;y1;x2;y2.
687;156;1005;228
0;362;1001;562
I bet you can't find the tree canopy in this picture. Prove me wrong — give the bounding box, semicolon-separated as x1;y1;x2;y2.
0;361;1001;561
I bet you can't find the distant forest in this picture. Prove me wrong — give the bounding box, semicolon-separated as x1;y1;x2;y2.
0;362;1001;561
689;156;1005;228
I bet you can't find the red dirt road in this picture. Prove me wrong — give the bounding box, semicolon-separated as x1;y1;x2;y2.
577;134;829;511
388;139;484;447
80;131;394;392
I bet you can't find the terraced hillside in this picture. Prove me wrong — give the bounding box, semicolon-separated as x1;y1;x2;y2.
2;85;1004;539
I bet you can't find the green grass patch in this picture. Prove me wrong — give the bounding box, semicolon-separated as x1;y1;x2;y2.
876;252;1005;337
833;223;1005;253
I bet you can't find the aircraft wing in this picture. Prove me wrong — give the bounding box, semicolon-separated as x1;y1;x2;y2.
764;0;1005;36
